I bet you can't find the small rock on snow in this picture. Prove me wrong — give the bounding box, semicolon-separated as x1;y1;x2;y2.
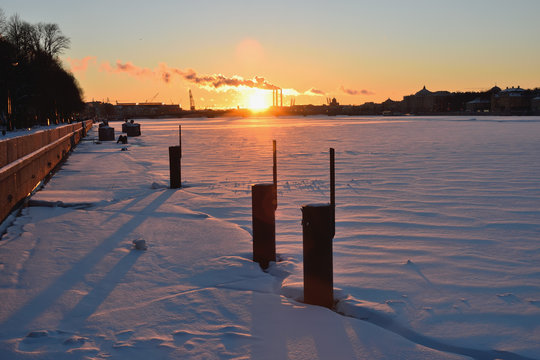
132;239;147;250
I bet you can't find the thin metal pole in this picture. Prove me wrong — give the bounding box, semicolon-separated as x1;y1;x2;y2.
330;148;335;236
330;148;335;207
273;140;277;205
179;125;182;148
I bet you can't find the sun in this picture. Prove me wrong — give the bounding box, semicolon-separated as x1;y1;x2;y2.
246;90;270;111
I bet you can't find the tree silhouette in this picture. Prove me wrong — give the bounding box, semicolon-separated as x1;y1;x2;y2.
38;23;70;57
1;9;83;130
0;9;6;34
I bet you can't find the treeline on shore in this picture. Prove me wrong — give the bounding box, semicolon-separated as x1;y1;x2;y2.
0;9;84;132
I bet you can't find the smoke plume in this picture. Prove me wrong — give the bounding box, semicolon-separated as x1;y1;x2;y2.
65;56;96;73
73;58;327;97
99;60;280;91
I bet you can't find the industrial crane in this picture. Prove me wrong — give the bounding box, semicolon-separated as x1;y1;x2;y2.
146;92;159;103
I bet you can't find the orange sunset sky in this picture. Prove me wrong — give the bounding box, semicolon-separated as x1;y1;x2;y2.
2;0;539;109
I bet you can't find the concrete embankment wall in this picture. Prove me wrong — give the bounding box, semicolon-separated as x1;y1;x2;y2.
0;121;93;223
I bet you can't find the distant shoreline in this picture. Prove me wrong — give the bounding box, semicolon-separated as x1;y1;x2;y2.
97;108;540;121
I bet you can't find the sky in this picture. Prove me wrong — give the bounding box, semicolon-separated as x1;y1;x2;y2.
1;0;540;109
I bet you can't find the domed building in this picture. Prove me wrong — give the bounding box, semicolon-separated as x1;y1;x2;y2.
402;86;452;114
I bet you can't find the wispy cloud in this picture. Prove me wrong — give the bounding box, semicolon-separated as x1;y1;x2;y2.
304;87;326;96
99;61;156;80
100;60;281;91
79;58;326;97
65;56;96;73
340;86;374;96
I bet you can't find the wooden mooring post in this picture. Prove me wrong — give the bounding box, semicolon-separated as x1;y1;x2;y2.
302;148;335;308
251;140;278;269
169;125;182;188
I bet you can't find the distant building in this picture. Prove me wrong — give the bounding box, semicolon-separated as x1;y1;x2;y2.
491;86;529;114
402;86;452;114
466;98;491;112
84;102;182;119
115;102;181;117
532;96;540;114
381;98;401;115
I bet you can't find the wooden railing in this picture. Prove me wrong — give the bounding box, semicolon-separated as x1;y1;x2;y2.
0;120;93;223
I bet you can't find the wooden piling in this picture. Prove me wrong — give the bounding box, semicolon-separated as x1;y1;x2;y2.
302;203;334;308
252;183;277;269
168;125;182;188
330;147;335;230
301;147;336;308
169;146;181;188
273;139;277;205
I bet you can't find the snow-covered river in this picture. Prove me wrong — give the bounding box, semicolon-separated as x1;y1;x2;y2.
141;115;540;356
2;115;539;358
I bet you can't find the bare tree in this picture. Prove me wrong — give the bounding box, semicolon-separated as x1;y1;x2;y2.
5;14;24;52
38;23;70;57
0;8;6;36
5;15;69;58
4;14;38;57
20;21;40;55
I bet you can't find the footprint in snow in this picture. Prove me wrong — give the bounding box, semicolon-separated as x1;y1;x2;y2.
496;293;521;304
63;336;88;346
19;330;89;352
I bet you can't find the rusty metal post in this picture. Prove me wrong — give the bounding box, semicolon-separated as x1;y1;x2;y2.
302;148;336;308
302;203;334;308
251;183;277;269
169;125;182;188
169;146;181;188
330;147;335;228
273;140;278;205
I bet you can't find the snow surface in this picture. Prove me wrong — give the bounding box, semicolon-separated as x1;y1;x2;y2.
1;116;539;359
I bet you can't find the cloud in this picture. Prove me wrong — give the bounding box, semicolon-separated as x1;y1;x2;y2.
100;60;156;80
100;60;281;91
304;88;326;96
96;59;328;98
282;88;300;96
174;69;280;91
340;86;374;96
65;56;96;73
